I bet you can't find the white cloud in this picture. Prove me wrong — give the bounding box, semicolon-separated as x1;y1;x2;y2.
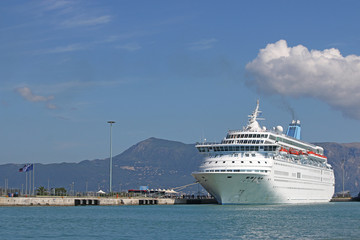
116;43;141;52
46;103;57;110
33;43;87;54
15;87;57;109
245;40;360;120
61;15;111;28
40;0;73;11
15;87;54;102
189;38;218;50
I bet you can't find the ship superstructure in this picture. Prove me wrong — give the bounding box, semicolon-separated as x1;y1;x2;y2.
192;101;335;204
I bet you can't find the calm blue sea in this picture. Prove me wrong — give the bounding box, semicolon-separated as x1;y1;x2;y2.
1;202;359;240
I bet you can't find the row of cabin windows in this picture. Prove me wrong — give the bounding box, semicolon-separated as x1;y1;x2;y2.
226;134;269;139
204;169;268;173
268;134;321;154
208;160;268;164
198;145;277;152
222;139;265;144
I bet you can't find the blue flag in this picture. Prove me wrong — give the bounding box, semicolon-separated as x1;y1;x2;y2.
19;164;33;172
26;164;33;172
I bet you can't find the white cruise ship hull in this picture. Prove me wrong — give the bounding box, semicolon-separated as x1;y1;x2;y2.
193;101;335;205
193;162;334;204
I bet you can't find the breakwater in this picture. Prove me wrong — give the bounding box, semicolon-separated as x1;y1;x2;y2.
0;196;176;206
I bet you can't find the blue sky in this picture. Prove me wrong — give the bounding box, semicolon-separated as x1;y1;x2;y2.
1;1;360;164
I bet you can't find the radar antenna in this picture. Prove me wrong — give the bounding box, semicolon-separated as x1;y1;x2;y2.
246;100;264;131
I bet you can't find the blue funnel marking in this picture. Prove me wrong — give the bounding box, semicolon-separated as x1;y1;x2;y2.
286;120;301;140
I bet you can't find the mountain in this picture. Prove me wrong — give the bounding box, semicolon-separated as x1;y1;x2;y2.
0;138;203;194
317;142;360;195
0;138;359;195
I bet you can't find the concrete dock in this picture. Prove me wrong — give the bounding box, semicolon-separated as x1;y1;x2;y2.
0;196;176;206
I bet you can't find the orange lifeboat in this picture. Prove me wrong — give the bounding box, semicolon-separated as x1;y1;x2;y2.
307;151;327;160
279;147;288;155
289;148;300;155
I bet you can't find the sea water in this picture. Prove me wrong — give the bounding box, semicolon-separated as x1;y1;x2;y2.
1;202;359;239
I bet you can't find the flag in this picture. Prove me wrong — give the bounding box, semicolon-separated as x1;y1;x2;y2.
19;164;33;172
26;164;33;172
19;164;27;172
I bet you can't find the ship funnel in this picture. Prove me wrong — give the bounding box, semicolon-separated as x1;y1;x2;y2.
286;120;301;140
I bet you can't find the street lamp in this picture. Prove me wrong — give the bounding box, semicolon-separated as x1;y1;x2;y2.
107;121;115;193
342;159;345;197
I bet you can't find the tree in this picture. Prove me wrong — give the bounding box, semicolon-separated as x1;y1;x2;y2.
36;186;48;196
55;187;67;196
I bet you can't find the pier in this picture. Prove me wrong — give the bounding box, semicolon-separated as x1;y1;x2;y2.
0;196;176;206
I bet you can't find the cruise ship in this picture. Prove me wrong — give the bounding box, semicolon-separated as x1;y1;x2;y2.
192;101;335;204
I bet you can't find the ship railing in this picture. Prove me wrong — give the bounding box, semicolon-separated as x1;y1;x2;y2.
196;142;220;146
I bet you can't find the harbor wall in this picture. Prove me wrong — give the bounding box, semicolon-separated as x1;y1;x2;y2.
0;197;175;206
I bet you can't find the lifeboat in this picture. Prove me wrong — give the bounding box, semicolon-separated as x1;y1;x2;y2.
289;148;300;155
307;151;327;161
298;151;308;156
279;147;288;155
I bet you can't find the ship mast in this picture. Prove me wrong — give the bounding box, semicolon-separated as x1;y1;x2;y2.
245;100;263;131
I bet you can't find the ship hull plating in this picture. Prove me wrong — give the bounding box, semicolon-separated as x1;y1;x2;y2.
193;170;334;205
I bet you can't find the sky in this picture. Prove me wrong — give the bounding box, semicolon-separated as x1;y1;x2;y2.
1;0;360;164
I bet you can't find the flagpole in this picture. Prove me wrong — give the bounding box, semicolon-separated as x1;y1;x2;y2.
25;171;28;195
29;168;31;196
33;164;35;196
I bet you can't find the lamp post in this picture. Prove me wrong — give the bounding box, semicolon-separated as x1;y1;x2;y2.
107;121;115;193
342;159;345;197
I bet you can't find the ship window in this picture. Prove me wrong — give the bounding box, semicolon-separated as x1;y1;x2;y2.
252;140;256;144
215;170;219;172
234;170;240;172
237;134;240;138
256;140;260;144
249;161;253;163
227;170;232;172
255;146;259;151
235;146;240;151
244;134;248;138
215;161;218;163
241;161;244;163
245;153;249;157
257;134;260;138
245;146;250;151
240;134;244;138
265;161;267;164
229;146;233;151
244;140;248;144
232;161;235;163
221;170;225;172
258;161;260;164
240;146;244;151
223;161;226;163
252;154;256;157
220;146;224;151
